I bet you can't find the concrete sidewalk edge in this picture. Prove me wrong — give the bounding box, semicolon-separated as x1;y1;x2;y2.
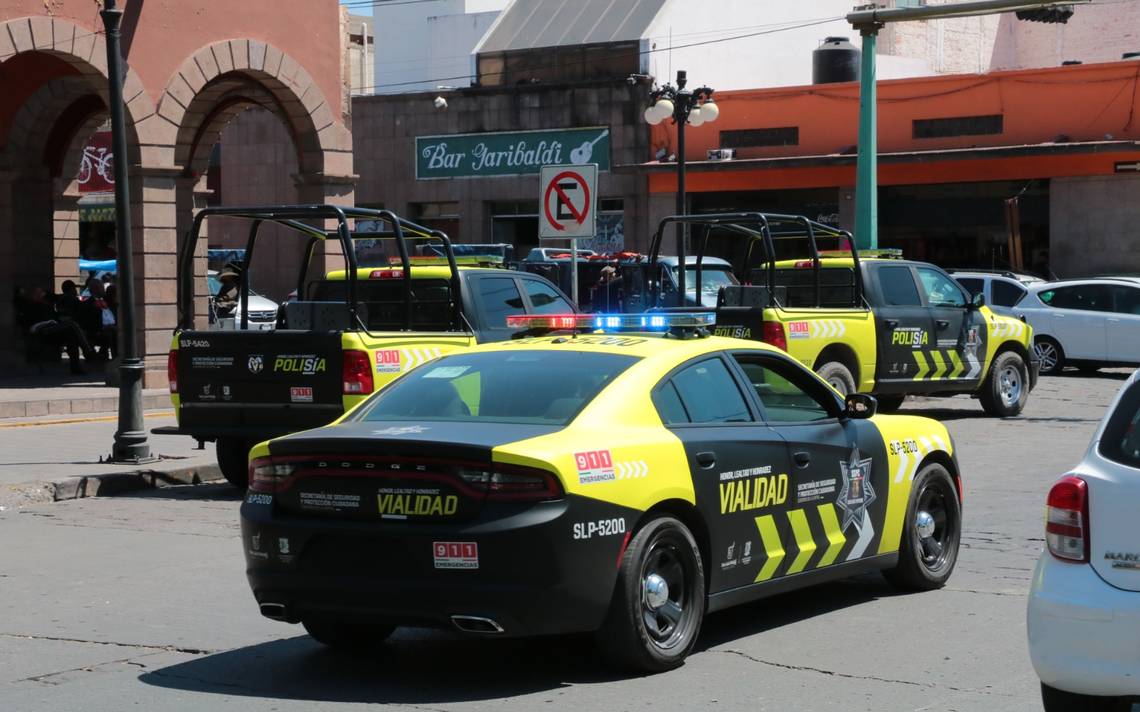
48;462;225;501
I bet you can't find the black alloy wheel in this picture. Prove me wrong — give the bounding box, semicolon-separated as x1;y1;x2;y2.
884;463;961;590
597;515;705;673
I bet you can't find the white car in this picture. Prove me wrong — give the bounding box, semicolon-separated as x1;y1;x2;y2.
948;270;1040;317
206;270;278;331
1027;368;1140;711
1016;278;1140;375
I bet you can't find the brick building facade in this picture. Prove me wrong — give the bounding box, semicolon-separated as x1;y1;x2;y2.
0;0;355;385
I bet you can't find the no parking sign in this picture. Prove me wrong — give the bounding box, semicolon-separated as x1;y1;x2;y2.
539;164;597;240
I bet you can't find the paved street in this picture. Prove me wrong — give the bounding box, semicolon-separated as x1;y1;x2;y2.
0;370;1133;711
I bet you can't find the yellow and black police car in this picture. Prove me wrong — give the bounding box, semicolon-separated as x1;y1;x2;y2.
241;312;963;672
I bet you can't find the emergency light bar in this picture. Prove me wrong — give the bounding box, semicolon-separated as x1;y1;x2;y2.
505;312;716;332
388;255;503;266
816;248;903;259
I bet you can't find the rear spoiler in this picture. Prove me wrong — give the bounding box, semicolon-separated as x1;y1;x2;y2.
178;205;462;332
646;212;861;309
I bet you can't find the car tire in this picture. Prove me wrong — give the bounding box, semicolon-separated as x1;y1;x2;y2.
875;394;906;413
979;351;1029;417
596;515;705;673
216;438;252;489
883;463;960;591
1040;683;1132;712
817;361;856;397
303;618;395;651
1034;336;1065;376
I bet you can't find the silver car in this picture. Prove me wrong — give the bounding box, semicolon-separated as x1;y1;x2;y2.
1016;278;1140;375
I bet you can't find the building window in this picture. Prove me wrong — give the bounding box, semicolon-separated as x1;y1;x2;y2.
895;0;926;7
410;202;460;242
719;127;799;149
913;115;1003;139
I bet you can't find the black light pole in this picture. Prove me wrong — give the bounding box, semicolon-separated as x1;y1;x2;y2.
102;0;153;463
644;70;719;300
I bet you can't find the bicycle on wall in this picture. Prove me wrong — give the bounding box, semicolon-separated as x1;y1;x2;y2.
77;145;114;186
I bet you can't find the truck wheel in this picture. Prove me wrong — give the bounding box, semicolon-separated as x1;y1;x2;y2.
303;618;395;652
1041;683;1131;712
596;515;705;673
816;361;856;396
979;351;1029;417
883;463;960;591
216;438;252;489
875;394;906;413
1034;336;1064;375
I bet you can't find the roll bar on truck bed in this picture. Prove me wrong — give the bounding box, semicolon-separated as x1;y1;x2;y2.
178;204;463;333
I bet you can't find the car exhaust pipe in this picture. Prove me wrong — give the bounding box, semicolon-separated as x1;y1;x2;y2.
259;602;291;621
450;615;505;634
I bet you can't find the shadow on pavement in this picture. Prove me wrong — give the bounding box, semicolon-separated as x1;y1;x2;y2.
138;576;886;703
118;482;242;502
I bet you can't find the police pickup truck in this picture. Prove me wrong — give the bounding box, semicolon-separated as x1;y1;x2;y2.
156;205;576;488
643;213;1038;417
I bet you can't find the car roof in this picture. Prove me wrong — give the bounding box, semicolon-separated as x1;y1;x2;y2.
1029;276;1140;290
658;255;733;267
471;332;783;362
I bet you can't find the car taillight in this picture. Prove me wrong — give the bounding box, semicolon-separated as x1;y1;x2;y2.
457;465;563;501
1046;475;1089;563
762;321;787;351
249;456;296;493
167;350;178;393
343;350;374;395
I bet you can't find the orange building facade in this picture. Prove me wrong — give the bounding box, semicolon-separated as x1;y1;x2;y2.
0;0;354;384
642;60;1140;277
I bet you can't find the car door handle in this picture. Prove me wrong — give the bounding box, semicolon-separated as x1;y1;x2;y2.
793;451;811;468
884;319;899;329
696;451;716;469
936;319;950;329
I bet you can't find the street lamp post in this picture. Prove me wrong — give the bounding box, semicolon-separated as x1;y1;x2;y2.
643;70;720;300
101;0;154;464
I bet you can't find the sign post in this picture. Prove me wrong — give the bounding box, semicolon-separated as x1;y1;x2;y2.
539;164;598;307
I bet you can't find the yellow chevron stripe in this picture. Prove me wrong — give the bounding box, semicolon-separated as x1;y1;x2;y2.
929;350;947;380
816;503;846;567
948;350;964;379
786;509;817;574
912;351;930;380
754;515;785;582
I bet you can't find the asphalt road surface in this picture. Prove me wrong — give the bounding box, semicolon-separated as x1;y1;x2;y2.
0;370;1134;711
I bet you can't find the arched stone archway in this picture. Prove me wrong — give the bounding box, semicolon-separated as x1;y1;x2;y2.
154;40;355;335
0;17;157;370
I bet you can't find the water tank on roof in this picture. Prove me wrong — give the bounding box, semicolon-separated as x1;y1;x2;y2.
813;36;860;85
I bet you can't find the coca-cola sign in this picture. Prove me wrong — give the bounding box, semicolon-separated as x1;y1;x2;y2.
78;131;114;194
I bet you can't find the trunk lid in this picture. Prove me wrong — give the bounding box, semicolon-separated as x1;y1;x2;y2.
266;421;560;522
176;330;344;435
1086;466;1140;591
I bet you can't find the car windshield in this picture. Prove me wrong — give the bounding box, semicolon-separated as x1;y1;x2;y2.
676;267;739;294
1100;382;1140;470
353;350;639;426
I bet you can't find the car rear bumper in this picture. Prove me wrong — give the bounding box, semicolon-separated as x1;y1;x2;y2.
240;494;634;638
1027;553;1140;697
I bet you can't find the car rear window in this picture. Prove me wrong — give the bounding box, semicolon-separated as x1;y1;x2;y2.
309;279;454;330
1099;383;1140;470
353;350;639;426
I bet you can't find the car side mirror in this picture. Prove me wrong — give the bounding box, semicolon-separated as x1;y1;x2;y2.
968;292;986;310
844;393;877;419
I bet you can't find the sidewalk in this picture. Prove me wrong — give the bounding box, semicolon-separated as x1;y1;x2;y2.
0;413;222;507
0;371;170;419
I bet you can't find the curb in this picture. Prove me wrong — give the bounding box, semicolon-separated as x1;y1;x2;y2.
48;462;225;501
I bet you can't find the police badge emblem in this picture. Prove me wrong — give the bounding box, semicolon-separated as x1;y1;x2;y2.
836;447;876;533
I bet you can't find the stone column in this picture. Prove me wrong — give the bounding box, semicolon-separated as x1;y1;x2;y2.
52;180;82;286
134;165;181;389
175;174;212;330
